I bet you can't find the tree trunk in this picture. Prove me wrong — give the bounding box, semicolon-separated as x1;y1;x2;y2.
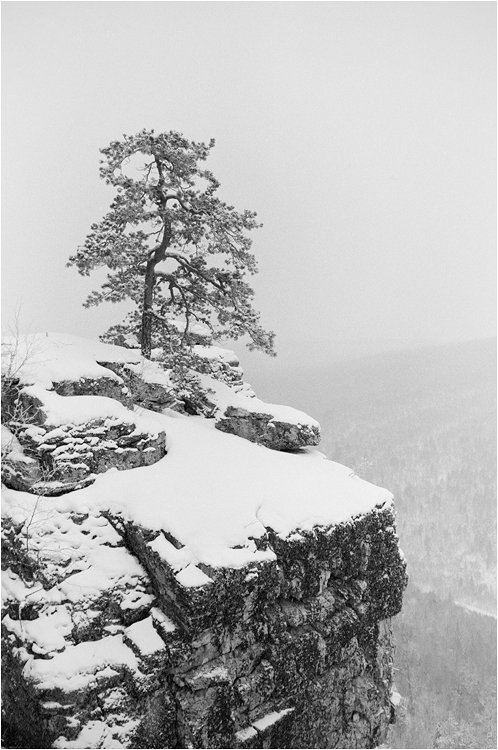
141;260;155;358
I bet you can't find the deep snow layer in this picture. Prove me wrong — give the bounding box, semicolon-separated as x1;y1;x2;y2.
4;406;392;577
2;331;392;577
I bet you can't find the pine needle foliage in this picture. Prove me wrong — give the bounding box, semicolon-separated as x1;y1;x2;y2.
68;129;276;359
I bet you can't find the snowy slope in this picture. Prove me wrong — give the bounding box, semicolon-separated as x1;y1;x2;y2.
2;332;142;388
2;332;392;578
37;408;392;574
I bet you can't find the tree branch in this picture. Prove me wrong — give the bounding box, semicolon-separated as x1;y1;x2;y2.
163;253;226;292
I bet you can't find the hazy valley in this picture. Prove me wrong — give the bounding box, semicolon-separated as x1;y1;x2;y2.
248;337;497;748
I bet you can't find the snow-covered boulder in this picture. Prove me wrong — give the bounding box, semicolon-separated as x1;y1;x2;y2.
51;373;131;406
1;425;43;492
216;403;320;450
1;332;144;392
186;344;322;450
11;415;166;494
98;359;178;411
192;344;249;390
1;339;167;494
190;368;320;450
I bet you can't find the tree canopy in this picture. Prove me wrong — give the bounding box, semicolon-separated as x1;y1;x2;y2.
68;129;275;359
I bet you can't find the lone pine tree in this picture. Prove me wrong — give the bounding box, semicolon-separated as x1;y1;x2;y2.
68;129;275;359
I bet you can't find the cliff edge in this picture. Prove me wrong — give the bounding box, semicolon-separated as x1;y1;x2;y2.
1;333;407;749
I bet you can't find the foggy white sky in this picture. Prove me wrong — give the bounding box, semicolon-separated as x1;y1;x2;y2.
2;1;496;376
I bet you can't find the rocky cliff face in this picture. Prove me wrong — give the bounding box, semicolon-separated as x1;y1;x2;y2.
1;333;407;749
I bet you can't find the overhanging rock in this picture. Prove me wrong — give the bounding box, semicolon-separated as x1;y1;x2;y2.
215;404;321;451
2;491;406;749
1;333;407;749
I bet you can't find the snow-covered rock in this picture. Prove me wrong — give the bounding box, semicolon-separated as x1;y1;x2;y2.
2;332;321;451
189;344;321;449
192;344;249;390
2;384;166;494
216;403;320;450
1;424;43;491
1;333;407;749
1;332;143;391
98;359;178;412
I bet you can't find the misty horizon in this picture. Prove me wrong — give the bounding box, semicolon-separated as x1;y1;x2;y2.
2;1;496;373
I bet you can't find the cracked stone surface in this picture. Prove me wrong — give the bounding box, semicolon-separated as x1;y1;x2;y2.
2;487;406;748
1;377;166;496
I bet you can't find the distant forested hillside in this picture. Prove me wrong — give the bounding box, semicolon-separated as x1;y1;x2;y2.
390;586;496;749
318;337;496;612
248;337;496;748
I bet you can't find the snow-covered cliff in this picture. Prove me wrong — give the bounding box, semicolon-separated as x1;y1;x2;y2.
1;333;407;748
